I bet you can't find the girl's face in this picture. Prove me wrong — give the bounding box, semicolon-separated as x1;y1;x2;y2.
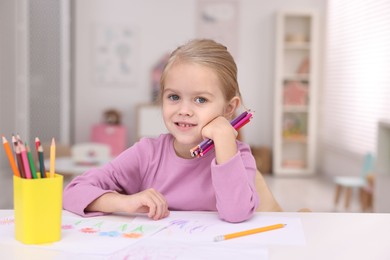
162;62;231;158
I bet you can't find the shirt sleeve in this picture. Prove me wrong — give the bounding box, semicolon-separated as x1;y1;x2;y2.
62;142;145;217
210;143;259;223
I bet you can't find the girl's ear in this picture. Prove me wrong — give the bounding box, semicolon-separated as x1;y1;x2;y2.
224;96;241;119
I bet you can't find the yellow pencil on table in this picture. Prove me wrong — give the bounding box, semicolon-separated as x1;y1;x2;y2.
50;137;56;178
214;223;286;242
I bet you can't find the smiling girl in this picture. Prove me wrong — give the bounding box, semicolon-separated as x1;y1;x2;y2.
63;39;259;223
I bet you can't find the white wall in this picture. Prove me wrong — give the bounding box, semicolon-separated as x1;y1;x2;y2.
74;0;326;148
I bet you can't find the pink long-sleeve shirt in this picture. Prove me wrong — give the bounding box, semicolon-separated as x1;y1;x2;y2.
63;134;259;223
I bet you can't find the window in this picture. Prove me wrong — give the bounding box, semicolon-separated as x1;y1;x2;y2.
322;0;390;154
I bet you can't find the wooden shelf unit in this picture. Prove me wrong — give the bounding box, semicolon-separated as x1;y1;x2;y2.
273;9;319;176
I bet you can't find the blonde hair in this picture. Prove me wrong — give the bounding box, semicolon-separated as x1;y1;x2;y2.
160;39;241;102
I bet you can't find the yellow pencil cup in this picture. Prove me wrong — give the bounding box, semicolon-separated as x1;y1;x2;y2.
13;173;63;244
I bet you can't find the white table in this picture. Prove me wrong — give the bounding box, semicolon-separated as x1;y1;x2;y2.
0;210;389;259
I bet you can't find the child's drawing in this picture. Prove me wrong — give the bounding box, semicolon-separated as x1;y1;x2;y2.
61;217;163;240
167;219;213;234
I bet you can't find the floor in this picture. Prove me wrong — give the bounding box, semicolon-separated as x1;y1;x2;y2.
0;169;364;212
264;174;364;213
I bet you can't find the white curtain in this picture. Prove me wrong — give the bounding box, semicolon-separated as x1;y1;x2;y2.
322;0;390;155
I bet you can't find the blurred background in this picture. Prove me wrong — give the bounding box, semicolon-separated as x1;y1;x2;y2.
1;0;389;213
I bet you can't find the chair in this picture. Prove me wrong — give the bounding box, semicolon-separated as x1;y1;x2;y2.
333;153;375;211
255;170;283;212
255;169;312;212
71;142;111;165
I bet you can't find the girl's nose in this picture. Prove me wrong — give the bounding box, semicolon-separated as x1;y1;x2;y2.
178;102;193;116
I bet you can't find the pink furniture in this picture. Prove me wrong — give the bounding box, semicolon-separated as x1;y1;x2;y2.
91;124;127;156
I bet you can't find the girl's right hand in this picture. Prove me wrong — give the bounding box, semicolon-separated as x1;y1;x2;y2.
121;188;170;220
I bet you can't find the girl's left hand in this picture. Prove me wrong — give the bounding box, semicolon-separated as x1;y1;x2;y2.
201;116;237;141
201;116;238;164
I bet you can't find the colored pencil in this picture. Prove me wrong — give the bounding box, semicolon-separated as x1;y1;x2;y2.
49;138;56;178
190;111;254;158
35;137;41;151
19;141;32;179
197;116;250;158
233;113;252;130
214;223;286;242
199;144;213;157
2;136;21;177
200;115;250;154
193;112;246;153
12;136;26;178
38;145;46;178
230;111;248;126
26;144;38;179
35;137;46;178
233;118;250;131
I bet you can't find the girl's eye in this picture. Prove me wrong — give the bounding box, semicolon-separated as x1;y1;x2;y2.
195;97;207;104
168;94;180;101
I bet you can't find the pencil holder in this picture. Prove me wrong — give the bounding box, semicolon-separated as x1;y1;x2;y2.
13;173;63;244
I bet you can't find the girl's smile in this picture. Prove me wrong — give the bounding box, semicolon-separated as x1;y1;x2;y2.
174;121;197;130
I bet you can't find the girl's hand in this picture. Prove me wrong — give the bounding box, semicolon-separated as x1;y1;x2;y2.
201;116;237;141
122;189;170;220
86;189;170;220
201;116;238;164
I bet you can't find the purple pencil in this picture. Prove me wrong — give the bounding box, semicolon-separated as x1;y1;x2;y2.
200;112;253;153
191;111;254;157
199;113;253;157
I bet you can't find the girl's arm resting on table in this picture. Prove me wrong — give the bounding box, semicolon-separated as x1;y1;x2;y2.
211;150;259;223
63;140;163;218
85;188;170;220
202;117;258;222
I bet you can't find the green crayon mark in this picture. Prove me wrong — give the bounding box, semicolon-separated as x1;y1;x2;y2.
131;225;144;233
94;221;104;228
119;224;128;232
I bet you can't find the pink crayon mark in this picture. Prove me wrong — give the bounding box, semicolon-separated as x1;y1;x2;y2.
80;227;99;234
0;217;14;225
62;224;73;230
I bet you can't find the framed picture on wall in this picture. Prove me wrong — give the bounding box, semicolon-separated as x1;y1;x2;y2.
92;24;138;86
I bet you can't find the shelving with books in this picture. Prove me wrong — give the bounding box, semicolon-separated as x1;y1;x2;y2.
273;10;319;176
282;112;307;141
